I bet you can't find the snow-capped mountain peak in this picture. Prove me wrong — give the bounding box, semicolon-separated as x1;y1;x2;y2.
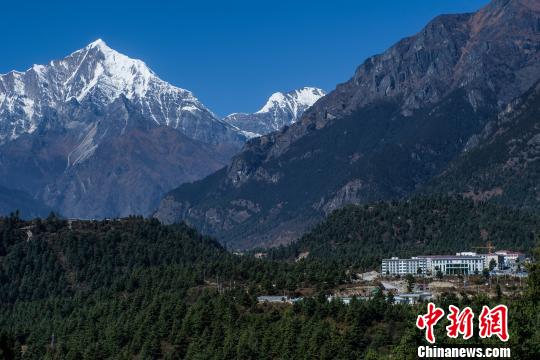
0;39;237;144
60;38;159;102
258;92;286;113
224;87;326;137
257;87;325;115
0;40;247;220
86;38;108;49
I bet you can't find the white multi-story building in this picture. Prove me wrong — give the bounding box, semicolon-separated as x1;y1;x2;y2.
382;249;528;276
457;252;506;270
421;255;484;275
382;257;427;276
382;254;484;276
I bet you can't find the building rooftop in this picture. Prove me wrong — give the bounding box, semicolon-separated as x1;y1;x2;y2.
257;296;288;302
418;255;484;260
496;250;525;256
383;255;484;261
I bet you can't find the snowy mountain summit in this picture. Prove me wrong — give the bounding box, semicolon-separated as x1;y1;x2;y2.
0;39;240;145
0;39;245;219
0;39;323;219
224;87;326;136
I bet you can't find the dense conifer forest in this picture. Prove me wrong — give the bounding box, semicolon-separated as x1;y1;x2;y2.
268;197;540;271
0;199;539;359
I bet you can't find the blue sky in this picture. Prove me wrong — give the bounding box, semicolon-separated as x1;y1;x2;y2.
2;0;488;117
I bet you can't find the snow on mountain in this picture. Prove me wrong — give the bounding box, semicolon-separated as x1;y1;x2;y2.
0;39;246;219
257;87;326;115
223;87;326;137
0;39;241;145
0;40;321;219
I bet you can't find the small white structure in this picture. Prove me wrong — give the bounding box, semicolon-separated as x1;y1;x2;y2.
393;292;433;305
257;296;289;303
257;296;302;304
327;296;353;305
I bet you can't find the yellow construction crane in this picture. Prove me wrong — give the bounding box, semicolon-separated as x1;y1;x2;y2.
472;241;495;254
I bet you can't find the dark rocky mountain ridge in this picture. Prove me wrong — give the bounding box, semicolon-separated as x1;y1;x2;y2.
156;0;540;249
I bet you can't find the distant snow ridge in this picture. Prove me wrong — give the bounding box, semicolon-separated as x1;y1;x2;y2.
258;87;326;115
0;39;321;152
0;39;237;145
224;87;326;137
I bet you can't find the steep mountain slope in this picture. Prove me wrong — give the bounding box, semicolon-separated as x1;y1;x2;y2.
155;0;540;248
0;185;52;219
223;87;325;136
267;196;540;270
425;80;540;209
0;40;246;218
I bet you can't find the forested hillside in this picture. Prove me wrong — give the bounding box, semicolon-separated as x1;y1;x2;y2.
268;197;540;270
0;214;363;358
0;212;539;358
0;214;312;305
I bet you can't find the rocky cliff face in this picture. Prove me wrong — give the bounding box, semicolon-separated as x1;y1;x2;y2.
0;40;245;218
426;80;540;209
156;0;540;249
223;87;325;136
307;0;540;123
